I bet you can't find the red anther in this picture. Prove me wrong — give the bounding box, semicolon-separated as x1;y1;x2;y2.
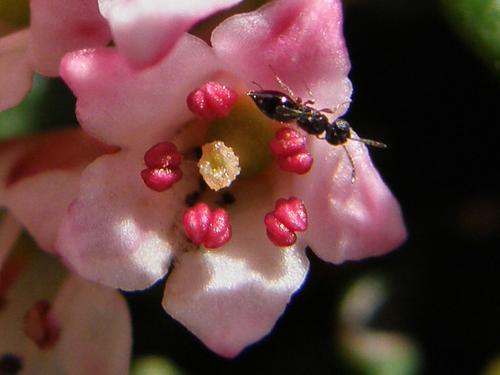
270;127;307;157
264;197;308;247
273;197;308;231
270;127;313;174
24;300;60;350
183;203;232;249
144;142;182;169
203;209;232;248
264;212;297;247
187;81;238;120
278;152;314;175
141;142;183;192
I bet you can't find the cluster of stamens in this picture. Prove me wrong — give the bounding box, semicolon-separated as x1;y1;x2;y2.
141;81;311;249
270;127;313;174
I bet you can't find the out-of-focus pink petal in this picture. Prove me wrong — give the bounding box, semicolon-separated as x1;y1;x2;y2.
1;245;130;374
46;276;130;375
293;138;406;264
0;246;65;359
60;34;221;148
0;30;33;111
163;179;309;357
212;0;352;111
98;0;243;68
29;0;111;77
0;130;114;252
5;171;82;254
56;151;198;291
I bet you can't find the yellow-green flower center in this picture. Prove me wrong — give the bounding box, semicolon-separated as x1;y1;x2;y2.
204;95;279;180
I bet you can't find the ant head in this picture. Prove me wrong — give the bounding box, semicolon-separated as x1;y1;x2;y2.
334;118;351;133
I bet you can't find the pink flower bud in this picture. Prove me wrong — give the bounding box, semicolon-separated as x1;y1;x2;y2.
183;203;232;249
141;142;183;192
264;197;308;247
270;127;313;174
187;81;238;120
23;300;60;350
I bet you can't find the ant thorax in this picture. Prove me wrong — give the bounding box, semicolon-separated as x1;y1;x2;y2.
296;107;329;136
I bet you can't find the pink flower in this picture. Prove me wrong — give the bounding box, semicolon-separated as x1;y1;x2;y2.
1;0;406;357
0;0;112;111
0;214;131;374
0;0;242;111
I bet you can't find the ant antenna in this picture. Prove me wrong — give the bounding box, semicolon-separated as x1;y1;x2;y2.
342;145;356;183
268;64;298;101
348;137;387;148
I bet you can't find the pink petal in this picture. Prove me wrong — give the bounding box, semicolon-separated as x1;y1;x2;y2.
292;138;406;263
0;30;33;111
212;0;352;111
47;276;131;375
163;179;309;357
60;34;221;147
29;0;111;77
6;171;83;254
0;246;130;374
98;0;243;68
0;130;114;252
56;151;198;290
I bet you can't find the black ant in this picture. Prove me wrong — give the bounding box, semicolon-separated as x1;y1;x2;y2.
247;69;386;182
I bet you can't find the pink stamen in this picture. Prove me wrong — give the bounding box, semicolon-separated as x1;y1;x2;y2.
141;142;183;192
264;197;308;247
183;202;232;249
23;300;61;350
270;127;313;174
186;81;238;120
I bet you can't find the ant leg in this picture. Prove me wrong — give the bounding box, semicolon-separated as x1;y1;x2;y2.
342;144;356;183
301;79;315;105
268;64;298;101
320;100;352;116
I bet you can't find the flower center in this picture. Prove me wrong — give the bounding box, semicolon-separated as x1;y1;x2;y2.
197;141;240;191
204;95;278;180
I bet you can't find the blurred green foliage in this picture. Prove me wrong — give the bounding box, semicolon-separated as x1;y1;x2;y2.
131;356;187;375
441;0;500;76
337;277;421;375
0;76;77;141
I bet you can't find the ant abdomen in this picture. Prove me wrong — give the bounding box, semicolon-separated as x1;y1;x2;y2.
247;90;300;123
